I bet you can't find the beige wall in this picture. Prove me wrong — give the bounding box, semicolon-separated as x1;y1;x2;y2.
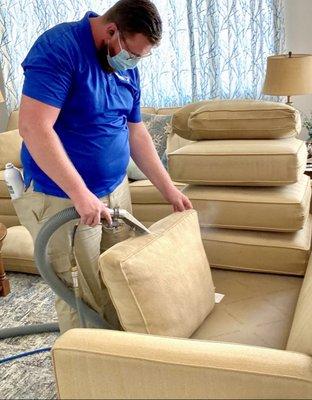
285;0;312;139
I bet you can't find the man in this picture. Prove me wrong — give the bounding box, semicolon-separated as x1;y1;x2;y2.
17;0;193;333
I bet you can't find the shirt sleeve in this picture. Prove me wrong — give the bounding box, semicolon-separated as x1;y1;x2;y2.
127;68;142;123
21;34;74;109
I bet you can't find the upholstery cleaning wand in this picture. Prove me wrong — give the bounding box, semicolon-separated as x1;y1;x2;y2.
35;206;151;330
69;206;151;328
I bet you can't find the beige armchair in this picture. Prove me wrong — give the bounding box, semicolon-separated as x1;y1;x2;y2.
52;252;312;399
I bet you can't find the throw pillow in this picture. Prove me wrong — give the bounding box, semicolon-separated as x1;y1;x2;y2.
99;209;215;338
127;113;172;180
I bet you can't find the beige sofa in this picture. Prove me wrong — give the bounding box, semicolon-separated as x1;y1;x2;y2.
0;107;187;273
1;105;311;277
0;107;185;229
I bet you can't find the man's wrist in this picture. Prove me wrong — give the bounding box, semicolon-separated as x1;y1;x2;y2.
66;182;90;201
156;179;177;197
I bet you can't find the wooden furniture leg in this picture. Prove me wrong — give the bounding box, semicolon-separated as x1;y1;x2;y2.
0;255;10;296
0;223;10;296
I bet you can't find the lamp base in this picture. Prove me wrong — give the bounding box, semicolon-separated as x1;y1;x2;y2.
286;96;293;107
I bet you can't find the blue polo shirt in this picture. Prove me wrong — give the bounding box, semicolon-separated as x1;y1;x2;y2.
21;11;141;198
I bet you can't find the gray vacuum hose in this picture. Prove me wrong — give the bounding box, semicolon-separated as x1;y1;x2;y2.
0;323;59;340
0;207;110;340
33;206;111;329
0;206;150;340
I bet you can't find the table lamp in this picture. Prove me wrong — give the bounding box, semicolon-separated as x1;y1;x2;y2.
262;52;312;106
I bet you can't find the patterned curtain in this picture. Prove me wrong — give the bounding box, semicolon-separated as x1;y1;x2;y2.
0;0;285;112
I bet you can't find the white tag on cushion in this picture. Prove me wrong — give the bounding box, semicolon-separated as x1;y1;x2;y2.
215;293;225;303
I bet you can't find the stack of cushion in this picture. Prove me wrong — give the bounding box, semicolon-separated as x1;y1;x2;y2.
169;100;311;276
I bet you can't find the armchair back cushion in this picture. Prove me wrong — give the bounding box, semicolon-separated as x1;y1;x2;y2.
287;252;312;355
99;209;215;338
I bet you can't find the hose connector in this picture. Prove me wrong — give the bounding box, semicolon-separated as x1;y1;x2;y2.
71;266;79;295
70;265;86;328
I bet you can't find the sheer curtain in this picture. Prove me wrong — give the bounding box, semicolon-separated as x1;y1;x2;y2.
0;0;285;112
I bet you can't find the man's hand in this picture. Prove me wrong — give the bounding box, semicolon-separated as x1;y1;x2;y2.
128;121;193;213
71;190;113;227
162;186;193;212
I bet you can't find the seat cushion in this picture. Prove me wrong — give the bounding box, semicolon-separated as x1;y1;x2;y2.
129;179;186;203
172;100;301;140
201;215;312;276
0;215;20;228
99;210;215;338
169;138;307;186
132;204;174;227
129;180;187;226
0;198;18;216
183;174;311;232
192;268;302;350
2;225;37;274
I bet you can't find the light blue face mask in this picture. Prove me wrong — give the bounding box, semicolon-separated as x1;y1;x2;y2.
107;32;140;71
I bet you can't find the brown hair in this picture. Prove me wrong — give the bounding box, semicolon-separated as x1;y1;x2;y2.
103;0;162;45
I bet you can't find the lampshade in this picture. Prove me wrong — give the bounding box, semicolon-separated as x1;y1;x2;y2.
262;53;312;96
0;91;4;103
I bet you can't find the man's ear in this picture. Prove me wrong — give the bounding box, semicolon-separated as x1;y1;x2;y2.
104;22;117;36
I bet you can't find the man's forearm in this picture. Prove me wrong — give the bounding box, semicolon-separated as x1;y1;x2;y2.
20;126;89;199
129;129;175;195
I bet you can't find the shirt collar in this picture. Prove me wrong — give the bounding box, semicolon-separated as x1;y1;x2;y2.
78;11;99;56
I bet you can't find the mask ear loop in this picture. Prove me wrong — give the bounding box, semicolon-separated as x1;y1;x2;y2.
117;31;123;51
108;30;123;58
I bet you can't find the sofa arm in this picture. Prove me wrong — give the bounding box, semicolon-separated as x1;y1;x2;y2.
52;329;312;399
6;110;19;131
0;129;22;169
